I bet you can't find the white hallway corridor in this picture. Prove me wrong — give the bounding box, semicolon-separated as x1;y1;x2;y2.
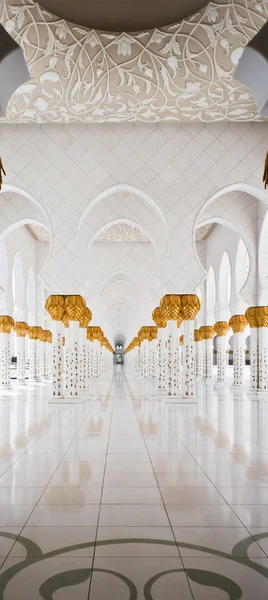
0;368;267;598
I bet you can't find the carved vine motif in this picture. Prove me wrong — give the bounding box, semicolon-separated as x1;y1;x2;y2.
0;0;267;123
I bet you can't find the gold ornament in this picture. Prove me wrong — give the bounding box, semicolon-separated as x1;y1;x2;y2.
62;336;65;347
38;328;46;342
194;329;202;342
229;315;248;334
214;321;230;337
199;326;215;340
65;295;86;322
45;295;65;321
149;326;158;341
0;316;14;334
132;336;140;347
28;326;42;340
14;322;29;337
180;294;200;320
79;306;92;328
160;294;181;320
179;335;184;346
152;307;167;328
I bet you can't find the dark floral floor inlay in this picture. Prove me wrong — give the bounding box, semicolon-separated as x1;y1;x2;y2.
0;531;268;598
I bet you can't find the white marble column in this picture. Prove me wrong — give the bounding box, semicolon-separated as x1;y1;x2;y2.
200;326;215;381
160;295;181;399
28;326;41;382
229;316;248;387
86;328;94;381
181;294;200;398
79;327;88;393
0;317;14;390
45;295;65;399
246;307;268;392
14;322;29;385
43;330;51;380
214;322;230;384
64;295;86;398
194;329;202;378
37;328;45;382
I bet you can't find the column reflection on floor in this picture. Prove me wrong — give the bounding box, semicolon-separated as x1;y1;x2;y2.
0;366;267;598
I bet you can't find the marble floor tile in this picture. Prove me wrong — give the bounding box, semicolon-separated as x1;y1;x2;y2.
95;527;178;557
173;527;266;558
160;487;226;505
99;504;170;527
103;472;158;486
156;473;213;487
166;505;242;527
27;504;100;527
9;526;97;557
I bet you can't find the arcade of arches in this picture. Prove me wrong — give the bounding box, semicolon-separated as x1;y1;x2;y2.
2;1;268;598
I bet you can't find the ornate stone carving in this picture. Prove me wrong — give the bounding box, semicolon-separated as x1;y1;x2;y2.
200;325;215;339
0;316;14;334
45;295;65;321
214;321;230;337
229;315;248;334
1;0;267;123
14;321;29;337
160;295;181;321
65;295;85;321
97;223;148;242
152;307;166;329
79;306;92;328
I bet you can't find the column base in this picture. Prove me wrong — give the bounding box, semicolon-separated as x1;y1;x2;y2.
49;395;85;404
155;388;168;395
163;394;197;404
248;389;268;397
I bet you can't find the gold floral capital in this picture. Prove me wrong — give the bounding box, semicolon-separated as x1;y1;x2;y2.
45;295;65;321
28;326;42;340
214;321;230;337
149;326;158;341
87;327;94;341
79;307;92;328
62;313;69;328
65;295;86;322
0;316;14;334
160;294;181;321
43;330;52;343
177;312;183;328
229;315;248;334
200;326;215;340
245;307;268;328
152;307;166;328
91;326;103;341
194;329;202;342
181;294;200;320
14;322;29;337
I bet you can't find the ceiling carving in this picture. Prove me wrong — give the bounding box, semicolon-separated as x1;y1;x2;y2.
96;223;148;242
26;223;51;242
36;0;209;32
1;0;267;123
195;223;217;241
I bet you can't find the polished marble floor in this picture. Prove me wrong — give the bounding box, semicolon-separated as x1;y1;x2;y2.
0;367;268;598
